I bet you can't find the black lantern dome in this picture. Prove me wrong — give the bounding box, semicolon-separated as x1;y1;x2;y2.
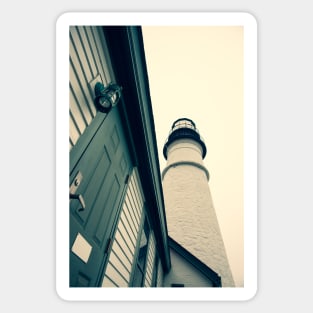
163;118;207;160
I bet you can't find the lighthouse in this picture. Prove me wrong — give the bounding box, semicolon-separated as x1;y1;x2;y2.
162;118;235;287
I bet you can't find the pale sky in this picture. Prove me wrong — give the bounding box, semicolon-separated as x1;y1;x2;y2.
142;26;244;287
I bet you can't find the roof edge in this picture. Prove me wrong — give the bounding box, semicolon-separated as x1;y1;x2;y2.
168;236;221;287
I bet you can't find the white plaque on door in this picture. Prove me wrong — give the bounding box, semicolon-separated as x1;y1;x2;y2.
71;233;92;263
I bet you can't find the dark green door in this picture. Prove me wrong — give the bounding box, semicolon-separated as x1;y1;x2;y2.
69;106;131;287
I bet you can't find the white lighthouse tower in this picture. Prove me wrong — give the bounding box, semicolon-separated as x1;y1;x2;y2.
162;118;235;287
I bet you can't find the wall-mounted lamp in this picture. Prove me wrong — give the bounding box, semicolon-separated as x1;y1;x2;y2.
94;82;122;113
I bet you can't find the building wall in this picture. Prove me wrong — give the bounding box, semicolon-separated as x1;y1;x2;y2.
69;26;168;287
101;168;146;287
163;248;214;287
163;147;235;287
69;26;114;149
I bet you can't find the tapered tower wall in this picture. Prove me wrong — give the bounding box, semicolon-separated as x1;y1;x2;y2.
162;119;235;287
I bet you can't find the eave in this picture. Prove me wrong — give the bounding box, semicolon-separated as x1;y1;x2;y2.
103;26;171;272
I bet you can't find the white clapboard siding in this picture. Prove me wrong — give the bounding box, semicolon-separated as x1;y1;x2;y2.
144;233;156;287
156;259;163;287
102;169;145;287
69;26;114;149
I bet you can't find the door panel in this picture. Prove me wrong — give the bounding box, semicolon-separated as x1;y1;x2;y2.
70;106;132;287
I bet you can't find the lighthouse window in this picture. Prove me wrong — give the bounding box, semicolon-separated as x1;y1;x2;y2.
172;119;197;132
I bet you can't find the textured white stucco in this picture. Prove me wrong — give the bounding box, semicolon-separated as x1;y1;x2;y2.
162;139;235;287
166;139;204;164
163;248;215;287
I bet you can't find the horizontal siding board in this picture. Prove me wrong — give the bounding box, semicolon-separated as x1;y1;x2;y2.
70;26;93;84
113;231;134;265
69;26;116;150
144;233;156;287
128;178;142;221
85;27;100;79
122;208;139;244
69;54;93;125
69;28;96;121
102;276;118;287
87;27;109;86
69;84;87;134
69;112;80;147
129;183;143;225
104;263;128;287
157;260;163;287
119;212;137;248
124;193;140;227
102;169;146;287
132;170;144;207
109;251;131;282
124;196;140;230
92;26;112;85
123;202;140;240
77;26;98;79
